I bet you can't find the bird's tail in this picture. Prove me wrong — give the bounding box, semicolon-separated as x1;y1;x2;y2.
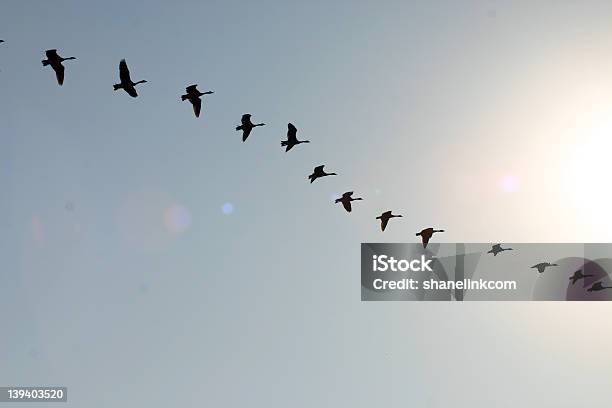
113;84;121;91
236;125;243;131
281;140;288;146
42;59;49;66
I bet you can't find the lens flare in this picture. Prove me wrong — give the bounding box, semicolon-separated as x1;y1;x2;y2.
500;175;519;193
164;204;192;234
222;202;234;215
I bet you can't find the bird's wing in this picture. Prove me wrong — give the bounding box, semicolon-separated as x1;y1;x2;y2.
125;86;138;98
422;235;430;248
287;123;297;141
342;200;352;212
192;97;201;117
492;244;501;251
53;64;65;85
314;165;324;172
119;59;132;82
381;217;389;231
242;127;252;142
241;114;250;126
343;192;353;198
46;49;58;59
186;84;198;93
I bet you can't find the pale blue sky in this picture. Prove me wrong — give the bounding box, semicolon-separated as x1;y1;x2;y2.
2;1;612;407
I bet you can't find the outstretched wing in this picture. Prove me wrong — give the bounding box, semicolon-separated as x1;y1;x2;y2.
53;63;65;85
314;165;324;173
242;127;252;142
491;244;501;251
119;59;132;83
192;97;201;117
381;217;389;231
342;199;352;212
125;86;138;98
287;123;297;141
186;84;198;93
422;235;430;248
531;264;542;269
241;114;251;126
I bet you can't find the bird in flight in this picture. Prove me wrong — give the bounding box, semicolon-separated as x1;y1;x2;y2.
308;165;337;183
416;227;444;248
587;282;612;292
236;114;265;142
531;262;558;273
488;244;513;256
569;269;593;285
376;211;402;232
181;85;213;118
41;49;76;86
113;59;147;97
335;191;363;213
281;123;310;152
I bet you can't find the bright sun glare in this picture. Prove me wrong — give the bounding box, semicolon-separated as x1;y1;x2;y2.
564;110;612;234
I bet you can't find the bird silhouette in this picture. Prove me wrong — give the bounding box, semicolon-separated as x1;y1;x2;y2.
181;85;213;118
416;228;444;248
376;211;402;232
531;262;558;273
569;269;594;285
113;59;147;97
488;244;513;256
41;49;76;86
308;165;337;183
236;114;265;142
0;40;4;44
281;123;310;152
587;282;612;292
335;191;363;212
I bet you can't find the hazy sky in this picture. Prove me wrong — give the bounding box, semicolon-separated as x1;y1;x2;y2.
2;1;612;407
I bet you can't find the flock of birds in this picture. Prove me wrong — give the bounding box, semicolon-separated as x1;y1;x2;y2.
1;41;610;297
488;244;612;294
28;47;449;242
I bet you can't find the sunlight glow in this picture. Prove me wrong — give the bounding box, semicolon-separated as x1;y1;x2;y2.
564;110;612;233
500;175;519;193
